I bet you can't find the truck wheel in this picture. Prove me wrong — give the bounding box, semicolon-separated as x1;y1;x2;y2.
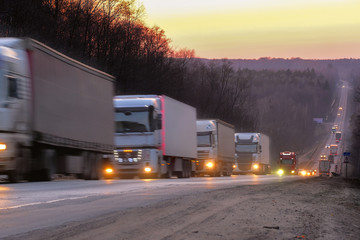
165;163;173;178
90;154;102;180
39;149;56;181
8;147;31;183
83;152;99;180
83;152;92;180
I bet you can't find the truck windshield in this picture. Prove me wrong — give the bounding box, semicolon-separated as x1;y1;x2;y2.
197;132;212;147
235;144;257;153
281;159;294;165
115;110;150;133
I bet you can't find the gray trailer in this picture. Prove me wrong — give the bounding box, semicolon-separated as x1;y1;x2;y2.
196;119;235;176
0;38;115;182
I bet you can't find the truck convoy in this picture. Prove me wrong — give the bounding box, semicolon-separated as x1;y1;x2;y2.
278;151;298;175
113;95;197;178
196;119;235;177
0;38;115;182
233;133;271;175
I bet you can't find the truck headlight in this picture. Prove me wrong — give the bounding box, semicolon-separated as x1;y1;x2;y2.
291;170;295;174
105;168;113;174
233;164;236;169
0;143;6;151
144;167;152;172
277;169;284;175
253;164;259;169
206;162;214;168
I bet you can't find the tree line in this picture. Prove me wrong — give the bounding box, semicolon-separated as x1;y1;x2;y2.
0;0;336;165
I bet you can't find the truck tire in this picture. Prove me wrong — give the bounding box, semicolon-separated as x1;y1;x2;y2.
8;147;31;183
165;162;173;178
91;154;102;180
84;152;100;180
39;149;56;181
83;151;92;180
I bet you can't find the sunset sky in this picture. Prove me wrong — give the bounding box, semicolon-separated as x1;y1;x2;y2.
142;0;360;59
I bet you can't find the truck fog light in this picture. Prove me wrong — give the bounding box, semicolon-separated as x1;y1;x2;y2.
206;162;214;168
144;167;152;172
0;143;6;150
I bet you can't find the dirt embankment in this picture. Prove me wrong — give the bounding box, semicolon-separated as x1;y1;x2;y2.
6;177;360;240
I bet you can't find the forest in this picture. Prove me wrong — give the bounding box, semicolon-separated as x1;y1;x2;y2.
1;0;357;167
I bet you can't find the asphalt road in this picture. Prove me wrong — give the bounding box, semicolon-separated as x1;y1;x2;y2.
0;174;308;238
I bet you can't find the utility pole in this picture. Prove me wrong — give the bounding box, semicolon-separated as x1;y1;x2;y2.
343;152;350;180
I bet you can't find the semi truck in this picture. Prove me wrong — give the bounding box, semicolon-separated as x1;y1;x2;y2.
330;144;338;156
196;119;235;177
113;95;197;178
335;131;341;143
278;151;298;175
0;38;115;182
319;160;331;176
233;133;271;175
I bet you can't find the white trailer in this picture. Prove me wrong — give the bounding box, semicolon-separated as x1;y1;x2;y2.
196;119;235;177
319;160;331;176
0;38;115;182
233;133;271;175
113;95;197;178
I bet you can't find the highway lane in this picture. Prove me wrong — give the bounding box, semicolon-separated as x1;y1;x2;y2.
300;81;350;173
297;80;350;174
0;174;308;238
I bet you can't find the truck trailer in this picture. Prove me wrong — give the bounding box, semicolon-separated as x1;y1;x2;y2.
113;95;197;178
0;38;115;182
278;151;298;175
233;133;271;175
319;160;331;176
196;119;235;177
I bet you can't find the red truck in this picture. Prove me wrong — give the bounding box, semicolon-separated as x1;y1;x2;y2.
278;151;298;175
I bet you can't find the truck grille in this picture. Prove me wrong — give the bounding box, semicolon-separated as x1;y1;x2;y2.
114;150;142;164
197;150;209;159
236;155;253;164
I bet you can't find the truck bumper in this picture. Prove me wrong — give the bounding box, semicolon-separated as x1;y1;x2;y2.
0;157;15;173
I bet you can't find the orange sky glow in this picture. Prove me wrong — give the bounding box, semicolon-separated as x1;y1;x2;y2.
142;0;360;59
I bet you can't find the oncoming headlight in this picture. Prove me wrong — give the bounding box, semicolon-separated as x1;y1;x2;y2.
253;164;259;169
277;169;284;175
144;167;152;172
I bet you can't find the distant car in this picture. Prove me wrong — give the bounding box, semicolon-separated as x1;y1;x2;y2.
298;169;307;176
325;144;330;149
339;107;343;110
337;113;341;116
